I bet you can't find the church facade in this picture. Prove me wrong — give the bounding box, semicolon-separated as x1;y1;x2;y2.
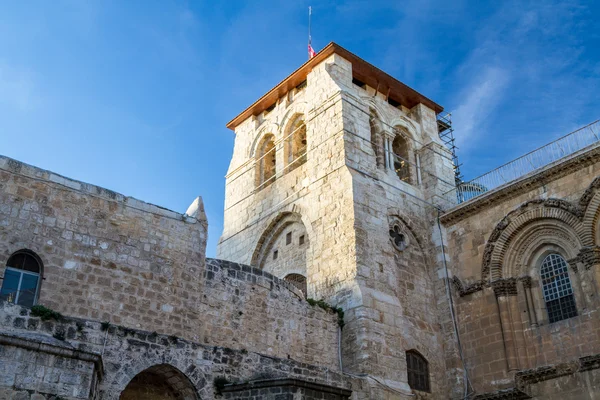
1;43;600;399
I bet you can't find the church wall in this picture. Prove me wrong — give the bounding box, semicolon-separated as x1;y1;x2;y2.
0;155;341;371
441;147;600;396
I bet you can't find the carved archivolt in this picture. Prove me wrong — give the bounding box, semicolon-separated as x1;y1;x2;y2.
481;198;586;281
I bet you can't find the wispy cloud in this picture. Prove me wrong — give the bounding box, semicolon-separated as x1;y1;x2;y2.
0;62;38;111
452;67;510;150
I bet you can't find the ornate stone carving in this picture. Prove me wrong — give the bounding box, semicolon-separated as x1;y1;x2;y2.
519;276;532;288
578;175;600;211
451;276;488;297
575;246;600;270
492;278;518;297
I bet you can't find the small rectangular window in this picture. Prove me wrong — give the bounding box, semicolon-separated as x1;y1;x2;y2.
286;232;292;245
352;77;366;89
299;235;305;245
388;97;401;108
273;250;278;260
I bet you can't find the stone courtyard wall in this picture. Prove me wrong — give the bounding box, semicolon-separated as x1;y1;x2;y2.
0;155;341;375
441;145;600;397
0;300;350;400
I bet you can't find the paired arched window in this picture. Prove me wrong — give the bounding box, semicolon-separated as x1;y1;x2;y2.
0;250;42;307
406;350;430;392
286;115;307;172
392;133;412;184
256;134;277;189
540;253;577;323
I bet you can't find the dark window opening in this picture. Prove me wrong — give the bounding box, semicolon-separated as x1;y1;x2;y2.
296;80;307;91
286;232;292;245
299;235;305;245
273;250;278;260
352;77;366;89
388;97;401;108
265;103;276;113
406;351;430;392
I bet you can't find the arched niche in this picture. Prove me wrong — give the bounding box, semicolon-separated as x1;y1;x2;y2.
252;212;309;285
120;364;199;400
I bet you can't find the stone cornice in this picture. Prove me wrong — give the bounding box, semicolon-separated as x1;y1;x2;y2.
440;144;600;225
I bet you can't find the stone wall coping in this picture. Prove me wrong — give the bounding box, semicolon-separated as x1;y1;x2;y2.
220;377;352;395
206;258;308;301
0;330;104;380
0;154;201;224
441;143;600;225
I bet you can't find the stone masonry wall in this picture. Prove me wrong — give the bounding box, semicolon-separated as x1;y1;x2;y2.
441;147;600;396
0;155;341;370
0;300;350;400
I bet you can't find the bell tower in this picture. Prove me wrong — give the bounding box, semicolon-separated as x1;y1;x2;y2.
218;43;458;398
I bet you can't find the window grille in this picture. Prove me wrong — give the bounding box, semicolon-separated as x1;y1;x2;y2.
540;253;577;323
0;251;41;307
406;350;430;392
284;273;307;297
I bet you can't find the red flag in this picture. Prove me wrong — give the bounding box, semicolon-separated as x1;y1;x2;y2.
308;44;316;58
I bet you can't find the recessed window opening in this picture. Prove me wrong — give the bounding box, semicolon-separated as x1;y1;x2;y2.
273;250;278;260
388;97;401;108
295;80;307;91
0;250;42;307
265;103;276;114
284;273;307;297
286;116;307;171
540;253;577;323
406;350;430;392
286;232;292;245
392;134;412;184
257;134;277;189
352;77;367;89
299;235;305;245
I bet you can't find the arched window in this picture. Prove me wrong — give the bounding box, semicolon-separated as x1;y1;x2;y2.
0;250;42;307
284;273;307;297
256;134;277;189
286;116;307;171
392;134;412;184
406;350;430;392
540;253;577;323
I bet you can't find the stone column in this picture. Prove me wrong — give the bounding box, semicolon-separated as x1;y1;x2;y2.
493;279;519;372
521;277;538;327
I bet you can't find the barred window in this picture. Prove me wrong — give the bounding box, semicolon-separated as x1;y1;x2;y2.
540;253;577;323
0;250;42;307
284;273;307;297
406;350;430;392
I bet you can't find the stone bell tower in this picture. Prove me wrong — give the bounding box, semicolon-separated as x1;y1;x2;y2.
218;43;457;398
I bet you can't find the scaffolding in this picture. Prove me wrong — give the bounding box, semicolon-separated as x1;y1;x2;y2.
437;112;462;186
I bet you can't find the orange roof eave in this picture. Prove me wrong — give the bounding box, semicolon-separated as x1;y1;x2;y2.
226;42;443;131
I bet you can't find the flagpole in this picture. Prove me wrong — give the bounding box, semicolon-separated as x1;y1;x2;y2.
308;6;312;59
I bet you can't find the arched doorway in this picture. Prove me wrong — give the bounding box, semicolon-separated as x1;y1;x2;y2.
120;364;199;400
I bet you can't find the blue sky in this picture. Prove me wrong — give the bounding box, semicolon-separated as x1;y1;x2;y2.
1;1;599;256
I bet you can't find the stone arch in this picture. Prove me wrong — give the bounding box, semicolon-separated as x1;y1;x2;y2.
482;199;585;281
391;132;413;184
579;175;600;246
251;211;310;283
1;248;45;307
120;364;201;400
249;122;280;158
386;209;428;253
389;116;420;143
254;133;277;189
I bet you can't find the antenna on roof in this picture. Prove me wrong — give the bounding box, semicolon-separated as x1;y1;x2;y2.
308;6;316;59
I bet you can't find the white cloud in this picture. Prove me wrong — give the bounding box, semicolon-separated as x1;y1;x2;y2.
452;66;510;150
